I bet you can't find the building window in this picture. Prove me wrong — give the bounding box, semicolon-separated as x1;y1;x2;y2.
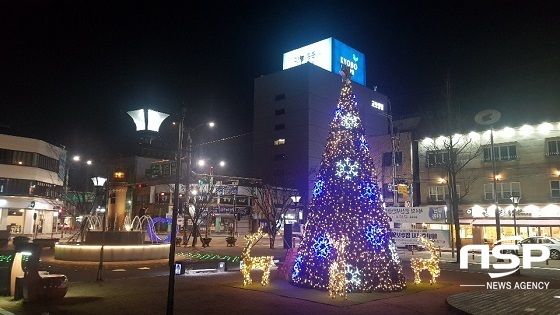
428;185;460;202
547;139;560;156
429;186;447;201
382;152;402;166
426;150;450;167
274;124;285;130
551;180;560;198
484;182;521;200
274;93;286;101
483;145;517;161
274;154;285;160
274;139;286;146
275;108;285;116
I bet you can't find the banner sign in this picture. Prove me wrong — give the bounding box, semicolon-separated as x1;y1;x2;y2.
392;229;451;248
385;206;447;224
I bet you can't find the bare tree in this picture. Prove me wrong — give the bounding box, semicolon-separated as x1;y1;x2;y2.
418;76;485;262
252;184;295;249
184;179;216;247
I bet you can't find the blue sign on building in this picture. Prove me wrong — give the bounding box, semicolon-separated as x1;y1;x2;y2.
332;39;366;86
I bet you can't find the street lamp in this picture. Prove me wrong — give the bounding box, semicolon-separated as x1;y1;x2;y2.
509;195;521;276
285;195;301;249
127;107;213;315
510;196;520;238
92;176;107;282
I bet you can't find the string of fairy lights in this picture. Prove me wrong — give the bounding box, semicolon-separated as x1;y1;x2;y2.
291;69;407;293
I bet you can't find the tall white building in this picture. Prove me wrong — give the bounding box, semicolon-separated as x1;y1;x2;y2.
0;134;65;235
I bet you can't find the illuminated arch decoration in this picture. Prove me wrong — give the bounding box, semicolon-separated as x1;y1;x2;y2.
312;234;332;258
313;179;325;198
359;135;369;152
147;217;177;243
340;113;359;129
359;181;378;204
365;222;386;249
335;158;359;180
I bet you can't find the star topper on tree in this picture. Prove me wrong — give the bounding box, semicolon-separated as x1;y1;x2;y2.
291;65;406;293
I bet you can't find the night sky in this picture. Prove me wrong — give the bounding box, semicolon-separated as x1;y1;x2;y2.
2;1;560;177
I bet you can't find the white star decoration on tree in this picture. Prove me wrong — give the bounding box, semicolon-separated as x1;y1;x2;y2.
335;157;359;180
340;113;359;129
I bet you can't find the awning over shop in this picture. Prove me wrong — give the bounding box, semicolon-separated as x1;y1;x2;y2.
460;219;560;227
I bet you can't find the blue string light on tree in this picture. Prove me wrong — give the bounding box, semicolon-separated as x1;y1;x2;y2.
365;222;387;249
335;158;359;180
359;181;378;204
313;179;325;198
359;135;369;152
313;234;332;258
292;255;303;280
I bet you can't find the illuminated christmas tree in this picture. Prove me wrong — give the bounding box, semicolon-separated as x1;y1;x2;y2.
291;68;406;293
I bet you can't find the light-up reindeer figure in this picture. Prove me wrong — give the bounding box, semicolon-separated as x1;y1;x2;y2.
410;236;440;284
241;227;274;286
328;234;349;299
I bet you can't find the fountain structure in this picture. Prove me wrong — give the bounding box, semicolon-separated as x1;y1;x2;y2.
55;169;170;262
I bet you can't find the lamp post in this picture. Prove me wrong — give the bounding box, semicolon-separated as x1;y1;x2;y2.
509;195;521;276
127;107;213;315
475;109;502;243
286;195;301;249
510;196;520;239
92;176;107;282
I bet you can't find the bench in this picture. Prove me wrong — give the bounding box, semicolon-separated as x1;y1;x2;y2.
175;260;227;275
276;248;299;280
0;230;9;248
32;238;60;249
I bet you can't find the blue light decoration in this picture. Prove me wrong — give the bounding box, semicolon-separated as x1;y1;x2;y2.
312;234;332;258
292;255;303;280
359;181;378;204
313;179;325;198
291;67;405;293
147;217;176;243
359;135;369;152
335;157;359;180
365;222;387;249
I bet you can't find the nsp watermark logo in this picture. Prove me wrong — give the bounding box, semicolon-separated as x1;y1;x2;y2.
460;237;550;278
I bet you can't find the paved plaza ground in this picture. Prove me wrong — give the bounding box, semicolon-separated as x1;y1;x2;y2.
1;235;559;314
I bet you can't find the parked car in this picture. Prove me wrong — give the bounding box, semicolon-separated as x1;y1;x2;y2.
506;236;560;260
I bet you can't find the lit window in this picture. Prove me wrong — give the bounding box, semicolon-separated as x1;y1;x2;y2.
551;181;560;198
484;182;520;200
547;139;560;157
483;145;517;161
274;139;286;146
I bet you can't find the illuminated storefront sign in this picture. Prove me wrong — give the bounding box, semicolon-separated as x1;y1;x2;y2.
283;38;366;85
385;206;447;224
